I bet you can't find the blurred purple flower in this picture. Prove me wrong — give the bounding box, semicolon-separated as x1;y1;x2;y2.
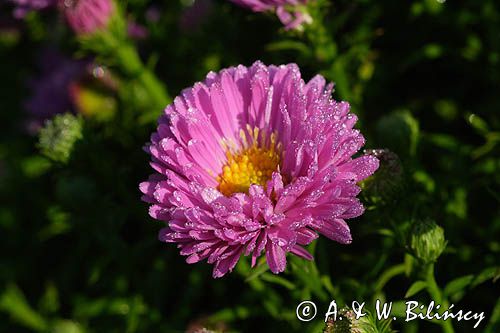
230;0;311;30
25;49;88;128
127;20;148;39
140;61;379;278
9;0;57;18
180;0;213;32
145;5;161;23
59;0;114;35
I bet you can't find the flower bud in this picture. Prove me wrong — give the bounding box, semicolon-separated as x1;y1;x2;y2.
409;219;447;263
230;1;311;31
60;0;114;35
361;149;403;203
38;113;83;163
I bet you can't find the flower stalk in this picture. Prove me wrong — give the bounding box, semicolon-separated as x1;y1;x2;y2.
302;1;337;64
425;263;455;333
113;42;170;114
75;2;170;120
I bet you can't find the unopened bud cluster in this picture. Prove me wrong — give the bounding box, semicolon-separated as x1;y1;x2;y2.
409;219;447;264
38;113;83;163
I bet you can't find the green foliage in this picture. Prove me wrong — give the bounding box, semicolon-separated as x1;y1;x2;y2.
0;284;47;331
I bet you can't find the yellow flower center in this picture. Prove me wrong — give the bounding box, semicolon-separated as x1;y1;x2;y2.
217;128;280;196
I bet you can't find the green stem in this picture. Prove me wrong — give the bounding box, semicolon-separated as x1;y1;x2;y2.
425;263;455;333
303;2;337;64
80;27;171;124
115;43;170;109
139;69;170;110
302;3;355;103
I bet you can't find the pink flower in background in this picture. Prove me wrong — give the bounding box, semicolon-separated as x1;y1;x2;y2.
59;0;113;35
140;61;378;278
9;0;56;18
230;0;311;30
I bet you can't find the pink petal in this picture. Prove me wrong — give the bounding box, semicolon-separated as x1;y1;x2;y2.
266;242;287;273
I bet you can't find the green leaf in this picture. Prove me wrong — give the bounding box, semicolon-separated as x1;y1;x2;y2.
484;298;500;333
39;282;59;315
21;156;52;178
466;113;489;135
290;256;327;301
266;40;312;57
405;281;427;298
208;306;251;323
374;264;406;292
244;260;269;282
328;58;351;101
426;133;461;151
443;275;474;297
378;228;395;237
0;284;48;331
471;267;500;288
444;268;499;302
260;273;296;290
51;320;85;333
321;275;336;296
404;253;415;277
391;300;409;318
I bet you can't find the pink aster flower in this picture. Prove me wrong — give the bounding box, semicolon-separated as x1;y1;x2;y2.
140;61;379;278
59;0;114;35
230;0;311;30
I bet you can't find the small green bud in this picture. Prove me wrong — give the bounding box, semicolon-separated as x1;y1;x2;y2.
38;113;83;163
410;219;447;263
